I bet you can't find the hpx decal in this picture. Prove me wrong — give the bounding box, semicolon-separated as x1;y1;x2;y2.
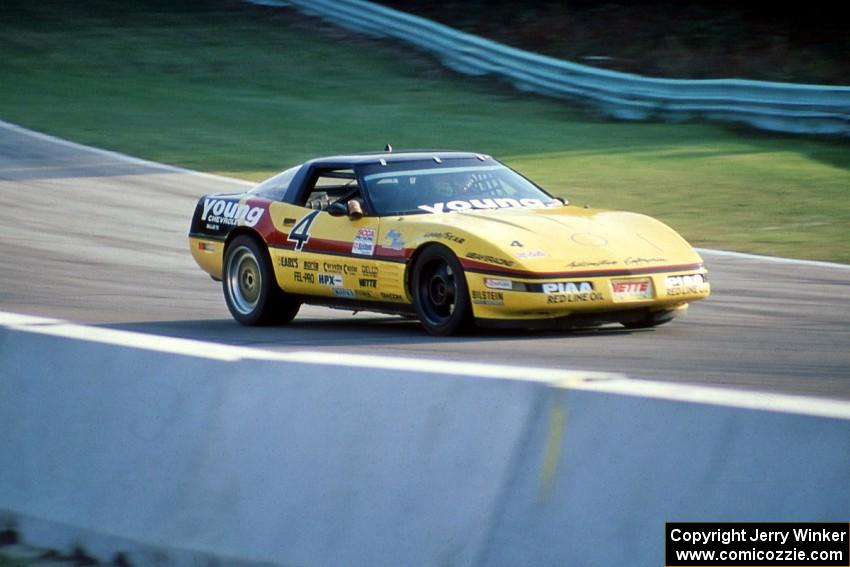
417;198;557;214
202;198;264;227
318;274;344;287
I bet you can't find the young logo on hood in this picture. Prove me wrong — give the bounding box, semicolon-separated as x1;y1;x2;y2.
418;198;558;214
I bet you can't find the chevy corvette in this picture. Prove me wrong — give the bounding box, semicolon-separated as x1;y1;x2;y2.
189;150;710;335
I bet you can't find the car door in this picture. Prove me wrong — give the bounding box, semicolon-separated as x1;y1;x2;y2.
267;167;384;301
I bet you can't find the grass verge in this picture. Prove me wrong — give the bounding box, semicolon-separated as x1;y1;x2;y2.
2;1;849;261
0;555;25;567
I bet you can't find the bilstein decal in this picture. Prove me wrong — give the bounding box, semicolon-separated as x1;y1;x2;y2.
472;290;504;305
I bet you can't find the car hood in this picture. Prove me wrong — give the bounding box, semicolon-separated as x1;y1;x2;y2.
410;205;703;271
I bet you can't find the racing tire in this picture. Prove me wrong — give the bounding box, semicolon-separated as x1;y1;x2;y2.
621;309;676;329
411;245;473;336
223;235;300;326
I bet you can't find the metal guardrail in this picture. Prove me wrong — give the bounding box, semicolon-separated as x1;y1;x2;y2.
250;0;850;136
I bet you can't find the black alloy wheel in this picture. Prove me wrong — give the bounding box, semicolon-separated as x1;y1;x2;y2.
411;245;473;336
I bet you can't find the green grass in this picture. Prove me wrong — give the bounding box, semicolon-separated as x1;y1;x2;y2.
0;554;25;567
2;2;849;262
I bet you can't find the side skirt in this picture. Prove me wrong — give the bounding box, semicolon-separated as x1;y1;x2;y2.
300;296;417;317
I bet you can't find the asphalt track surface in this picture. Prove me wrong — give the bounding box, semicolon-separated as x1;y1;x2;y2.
2;121;849;399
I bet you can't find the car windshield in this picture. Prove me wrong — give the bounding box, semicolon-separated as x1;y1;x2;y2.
360;159;561;216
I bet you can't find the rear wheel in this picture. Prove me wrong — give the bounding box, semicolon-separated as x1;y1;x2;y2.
223;235;300;325
411;245;473;336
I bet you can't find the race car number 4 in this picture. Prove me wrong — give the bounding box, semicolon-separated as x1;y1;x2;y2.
611;278;654;301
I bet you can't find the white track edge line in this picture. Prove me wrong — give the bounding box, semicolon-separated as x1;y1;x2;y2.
3;310;849;420
0;119;255;188
0;311;617;383
565;377;850;421
697;248;850;269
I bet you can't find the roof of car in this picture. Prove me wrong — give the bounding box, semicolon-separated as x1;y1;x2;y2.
303;150;493;167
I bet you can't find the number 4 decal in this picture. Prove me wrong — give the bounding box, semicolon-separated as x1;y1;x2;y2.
287;210;320;251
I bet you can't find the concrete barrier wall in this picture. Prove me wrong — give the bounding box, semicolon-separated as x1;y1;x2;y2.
1;311;849;566
0;313;561;566
484;388;850;566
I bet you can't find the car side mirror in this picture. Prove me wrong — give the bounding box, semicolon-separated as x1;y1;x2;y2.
327;202;348;217
347;199;364;220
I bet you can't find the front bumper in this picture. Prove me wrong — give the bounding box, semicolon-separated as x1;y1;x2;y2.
464;268;710;321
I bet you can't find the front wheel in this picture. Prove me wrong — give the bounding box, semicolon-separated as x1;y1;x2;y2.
223;235;300;326
411;245;473;336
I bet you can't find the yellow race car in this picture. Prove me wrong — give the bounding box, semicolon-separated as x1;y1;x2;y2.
189;150;709;335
